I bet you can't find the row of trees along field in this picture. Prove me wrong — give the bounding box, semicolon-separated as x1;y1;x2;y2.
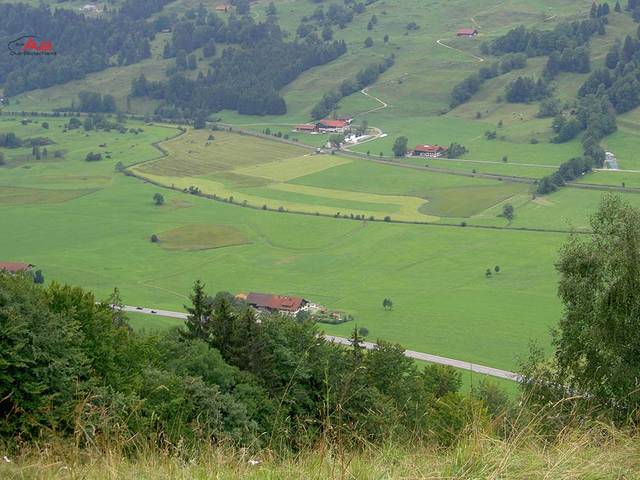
2;196;640;453
0;1;172;96
310;55;395;120
131;9;347;117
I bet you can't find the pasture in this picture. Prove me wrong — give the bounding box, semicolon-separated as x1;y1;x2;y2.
0;116;570;371
5;0;640;375
5;115;640;373
132;128;539;223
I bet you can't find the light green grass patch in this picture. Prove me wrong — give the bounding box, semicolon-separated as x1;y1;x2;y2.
156;224;251;251
126;312;184;334
233;154;351;182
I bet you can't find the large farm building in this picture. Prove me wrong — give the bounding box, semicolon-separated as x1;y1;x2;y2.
241;292;309;315
411;145;449;158
295;117;353;134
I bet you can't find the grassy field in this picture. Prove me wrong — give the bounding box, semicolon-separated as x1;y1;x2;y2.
5;0;640;374
0;118;570;370
7;0;640;188
131;128;539;222
6;116;640;371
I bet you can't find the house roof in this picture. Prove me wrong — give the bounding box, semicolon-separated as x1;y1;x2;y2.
318;119;348;128
247;292;306;312
414;144;448;152
0;262;33;273
457;28;478;35
215;4;230;10
296;124;316;130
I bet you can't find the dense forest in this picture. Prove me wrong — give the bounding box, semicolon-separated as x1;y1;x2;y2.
131;11;347;117
0;2;173;96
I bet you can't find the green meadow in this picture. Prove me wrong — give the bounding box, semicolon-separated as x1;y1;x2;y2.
5;0;640;375
0;116;570;371
3;115;640;374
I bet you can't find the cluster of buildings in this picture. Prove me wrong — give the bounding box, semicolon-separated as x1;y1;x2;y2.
295;117;354;134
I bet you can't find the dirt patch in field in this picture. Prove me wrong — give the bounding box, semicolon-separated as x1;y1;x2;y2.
154;224;251;251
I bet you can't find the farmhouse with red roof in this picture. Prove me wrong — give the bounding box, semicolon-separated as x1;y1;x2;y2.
457;28;478;37
246;292;309;315
411;144;449;158
0;261;34;273
316;118;352;133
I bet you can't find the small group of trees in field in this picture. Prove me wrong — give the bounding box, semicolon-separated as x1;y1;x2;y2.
85;152;102;162
382;298;393;310
153;193;165;206
485;265;501;277
500;204;514;221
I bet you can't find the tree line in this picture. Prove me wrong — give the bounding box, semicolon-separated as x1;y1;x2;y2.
449;53;528;108
537;93;616;194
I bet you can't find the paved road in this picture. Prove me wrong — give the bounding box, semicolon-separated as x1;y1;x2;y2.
122;305;521;382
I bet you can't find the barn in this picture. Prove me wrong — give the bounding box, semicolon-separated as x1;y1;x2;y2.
411;145;449;158
457;28;478;37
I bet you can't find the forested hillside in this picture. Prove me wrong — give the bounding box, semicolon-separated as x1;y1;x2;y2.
0;2;172;95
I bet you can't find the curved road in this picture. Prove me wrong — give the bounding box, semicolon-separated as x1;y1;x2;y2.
121;305;521;382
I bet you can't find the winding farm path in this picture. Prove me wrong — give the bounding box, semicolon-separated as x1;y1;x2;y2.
121;305;521;382
359;87;389;115
436;38;485;63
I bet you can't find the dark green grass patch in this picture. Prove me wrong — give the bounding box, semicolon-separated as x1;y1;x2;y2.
155;224;251;251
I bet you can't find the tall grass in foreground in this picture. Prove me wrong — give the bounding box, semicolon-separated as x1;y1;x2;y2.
2;421;638;479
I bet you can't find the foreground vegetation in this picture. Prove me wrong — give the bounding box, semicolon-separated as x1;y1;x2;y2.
2;425;639;479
